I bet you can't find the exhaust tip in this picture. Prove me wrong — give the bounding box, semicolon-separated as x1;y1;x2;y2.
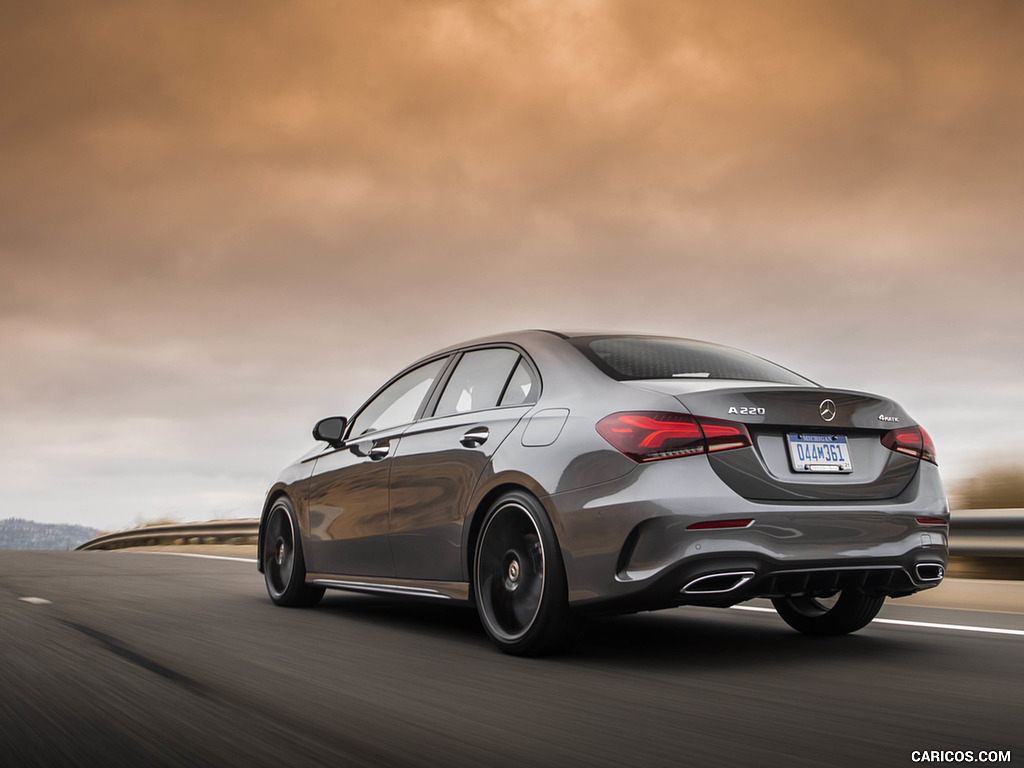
915;563;945;582
682;570;756;595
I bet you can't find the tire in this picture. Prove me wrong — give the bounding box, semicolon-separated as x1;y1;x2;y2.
262;498;325;608
473;491;575;656
771;590;885;635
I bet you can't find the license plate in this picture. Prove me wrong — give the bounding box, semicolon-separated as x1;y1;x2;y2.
786;433;853;473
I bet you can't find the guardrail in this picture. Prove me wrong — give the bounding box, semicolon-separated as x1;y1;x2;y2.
948;509;1024;557
76;519;259;551
76;510;1024;555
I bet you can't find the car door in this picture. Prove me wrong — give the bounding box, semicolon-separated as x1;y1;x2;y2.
306;357;449;577
387;348;539;581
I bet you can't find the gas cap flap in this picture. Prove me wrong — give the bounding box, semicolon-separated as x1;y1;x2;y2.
522;408;569;447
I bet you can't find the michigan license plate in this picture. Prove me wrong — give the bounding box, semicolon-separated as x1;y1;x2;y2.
786;433;853;473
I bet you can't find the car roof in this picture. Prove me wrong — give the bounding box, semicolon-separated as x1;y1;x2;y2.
425;329;566;357
428;329;704;355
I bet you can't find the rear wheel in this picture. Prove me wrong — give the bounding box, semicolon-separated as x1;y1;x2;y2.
262;498;325;607
772;590;884;635
473;491;575;656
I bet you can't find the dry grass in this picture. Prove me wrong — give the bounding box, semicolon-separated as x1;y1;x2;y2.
952;465;1024;509
134;516;181;528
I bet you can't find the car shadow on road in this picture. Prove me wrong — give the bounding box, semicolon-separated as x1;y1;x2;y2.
568;609;920;671
310;593;920;670
315;592;488;643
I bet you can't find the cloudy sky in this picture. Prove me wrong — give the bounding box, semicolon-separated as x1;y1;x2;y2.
2;0;1023;530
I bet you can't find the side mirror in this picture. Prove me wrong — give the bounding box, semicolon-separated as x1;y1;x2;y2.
312;416;347;447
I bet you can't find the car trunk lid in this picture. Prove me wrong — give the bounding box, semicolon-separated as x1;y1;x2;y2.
633;381;921;501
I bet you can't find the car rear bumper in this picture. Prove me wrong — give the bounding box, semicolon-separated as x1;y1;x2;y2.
571;552;947;615
547;457;948;611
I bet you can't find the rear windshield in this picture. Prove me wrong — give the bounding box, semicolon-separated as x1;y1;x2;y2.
569;336;813;385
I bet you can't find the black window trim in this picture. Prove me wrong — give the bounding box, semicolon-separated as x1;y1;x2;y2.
494;356;522;408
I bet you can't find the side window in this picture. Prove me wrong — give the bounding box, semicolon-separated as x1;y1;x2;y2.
435;349;520;416
499;358;537;406
349;358;446;437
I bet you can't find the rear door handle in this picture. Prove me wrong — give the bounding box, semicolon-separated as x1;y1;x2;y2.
460;427;489;448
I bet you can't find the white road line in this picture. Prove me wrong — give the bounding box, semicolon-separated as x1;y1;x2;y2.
730;605;1024;637
18;597;52;605
134;551;257;564
870;618;1024;637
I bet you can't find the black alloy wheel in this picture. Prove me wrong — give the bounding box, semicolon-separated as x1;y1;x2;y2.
474;491;575;655
262;498;325;608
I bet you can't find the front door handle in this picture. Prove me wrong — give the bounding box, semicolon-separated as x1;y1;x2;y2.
368;440;391;460
460;427;489;448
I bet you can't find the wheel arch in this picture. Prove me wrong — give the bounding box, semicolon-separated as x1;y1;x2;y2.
257;485;292;573
462;476;563;589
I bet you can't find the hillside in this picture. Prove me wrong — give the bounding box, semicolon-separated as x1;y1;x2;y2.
0;518;100;551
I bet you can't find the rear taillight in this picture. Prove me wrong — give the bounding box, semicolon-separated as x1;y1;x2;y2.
596;412;752;463
881;426;937;465
697;416;754;453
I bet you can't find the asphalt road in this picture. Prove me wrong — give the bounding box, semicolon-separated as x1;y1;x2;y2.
1;552;1021;768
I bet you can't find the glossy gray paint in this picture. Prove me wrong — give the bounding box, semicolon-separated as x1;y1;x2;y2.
305;424;402;577
388;404;533;580
258;330;948;613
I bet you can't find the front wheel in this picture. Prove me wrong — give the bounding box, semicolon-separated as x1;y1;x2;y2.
772;590;885;635
262;498;325;608
473;491;575;656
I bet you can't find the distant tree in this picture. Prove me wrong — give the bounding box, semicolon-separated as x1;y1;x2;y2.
953;465;1024;509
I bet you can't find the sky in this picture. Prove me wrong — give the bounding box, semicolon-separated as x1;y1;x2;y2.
2;0;1023;530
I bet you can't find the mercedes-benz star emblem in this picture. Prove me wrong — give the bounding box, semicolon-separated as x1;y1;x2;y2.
819;399;837;422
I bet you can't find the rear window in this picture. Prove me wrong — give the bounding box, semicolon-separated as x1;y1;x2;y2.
569;336;813;385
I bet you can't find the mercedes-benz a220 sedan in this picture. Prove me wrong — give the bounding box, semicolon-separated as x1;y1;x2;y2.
258;331;947;655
